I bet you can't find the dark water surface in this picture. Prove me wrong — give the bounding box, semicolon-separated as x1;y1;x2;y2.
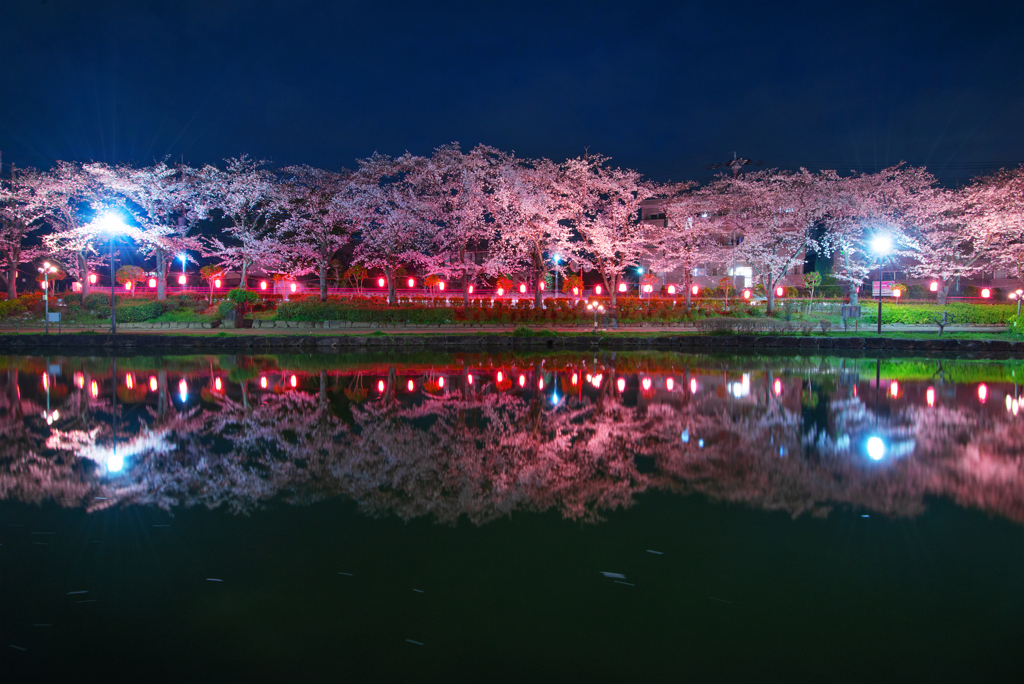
1;351;1023;682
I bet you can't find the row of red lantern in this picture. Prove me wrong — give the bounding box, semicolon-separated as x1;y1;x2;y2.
76;276;307;292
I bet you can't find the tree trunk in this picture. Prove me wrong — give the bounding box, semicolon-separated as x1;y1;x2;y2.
609;273;618;328
241;261;248;291
843;251;858;307
7;258;17;300
765;275;775;314
462;269;469;306
78;251;90;297
156;249;167;301
386;266;396;306
684;269;692;310
937;280;949;307
320;258;327;302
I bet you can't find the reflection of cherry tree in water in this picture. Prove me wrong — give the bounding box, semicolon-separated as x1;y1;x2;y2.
2;356;1024;527
343;361;650;524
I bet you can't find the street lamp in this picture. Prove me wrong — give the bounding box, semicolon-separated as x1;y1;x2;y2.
553;254;561;299
870;234;893;335
96;213;128;334
38;262;57;333
586;301;605;332
1011;289;1024;316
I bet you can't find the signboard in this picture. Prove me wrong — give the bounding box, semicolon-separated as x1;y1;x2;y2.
46;312;61;322
871;280;896;297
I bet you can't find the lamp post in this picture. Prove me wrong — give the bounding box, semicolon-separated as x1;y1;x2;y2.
587;302;605;333
870;235;893;335
38;262;57;334
96;213;127;334
553;254;561;300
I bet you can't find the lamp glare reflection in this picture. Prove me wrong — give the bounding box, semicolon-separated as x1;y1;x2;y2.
867;436;885;461
107;455;124;473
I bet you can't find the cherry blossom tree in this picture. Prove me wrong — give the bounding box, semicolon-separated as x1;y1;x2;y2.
415;143;497;306
486;154;564;309
484;154;564;308
651;183;722;309
0;164;49;298
918;167;1024;301
85;161;210;301
702;169;824;314
557;155;652;315
279;165;352;301
202;156;287;289
38;162;109;297
821;165;940;306
349;152;438;306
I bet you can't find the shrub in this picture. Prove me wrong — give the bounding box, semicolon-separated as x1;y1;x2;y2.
861;302;1015;325
217;300;236;319
227;288;259;305
114;301;165;322
62;293;82;307
82;293;112;310
0;298;28;318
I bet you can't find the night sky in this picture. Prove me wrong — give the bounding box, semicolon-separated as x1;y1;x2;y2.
2;0;1023;184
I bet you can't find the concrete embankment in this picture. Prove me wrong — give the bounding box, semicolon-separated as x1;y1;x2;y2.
1;332;1021;357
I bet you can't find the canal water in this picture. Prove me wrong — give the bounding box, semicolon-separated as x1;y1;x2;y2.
1;351;1022;682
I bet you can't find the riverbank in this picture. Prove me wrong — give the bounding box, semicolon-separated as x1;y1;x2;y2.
2;329;1022;356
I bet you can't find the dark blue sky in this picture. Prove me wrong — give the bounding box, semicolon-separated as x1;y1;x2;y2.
2;0;1022;184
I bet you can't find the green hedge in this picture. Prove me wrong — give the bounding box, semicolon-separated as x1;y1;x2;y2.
114;301;166;322
0;298;28;318
276;300;456;324
860;302;1016;325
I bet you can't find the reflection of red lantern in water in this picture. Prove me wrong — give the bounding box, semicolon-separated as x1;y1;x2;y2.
407;379;415;392
377;380;385;393
926;387;935;407
773;378;782;395
467;374;473;385
890;380;899;398
978;383;988;403
518;374;526;388
90;380;99;398
617;377;626;393
666;377;675;391
214;377;223;392
149;376;158;392
641;377;652;391
290;375;297;388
